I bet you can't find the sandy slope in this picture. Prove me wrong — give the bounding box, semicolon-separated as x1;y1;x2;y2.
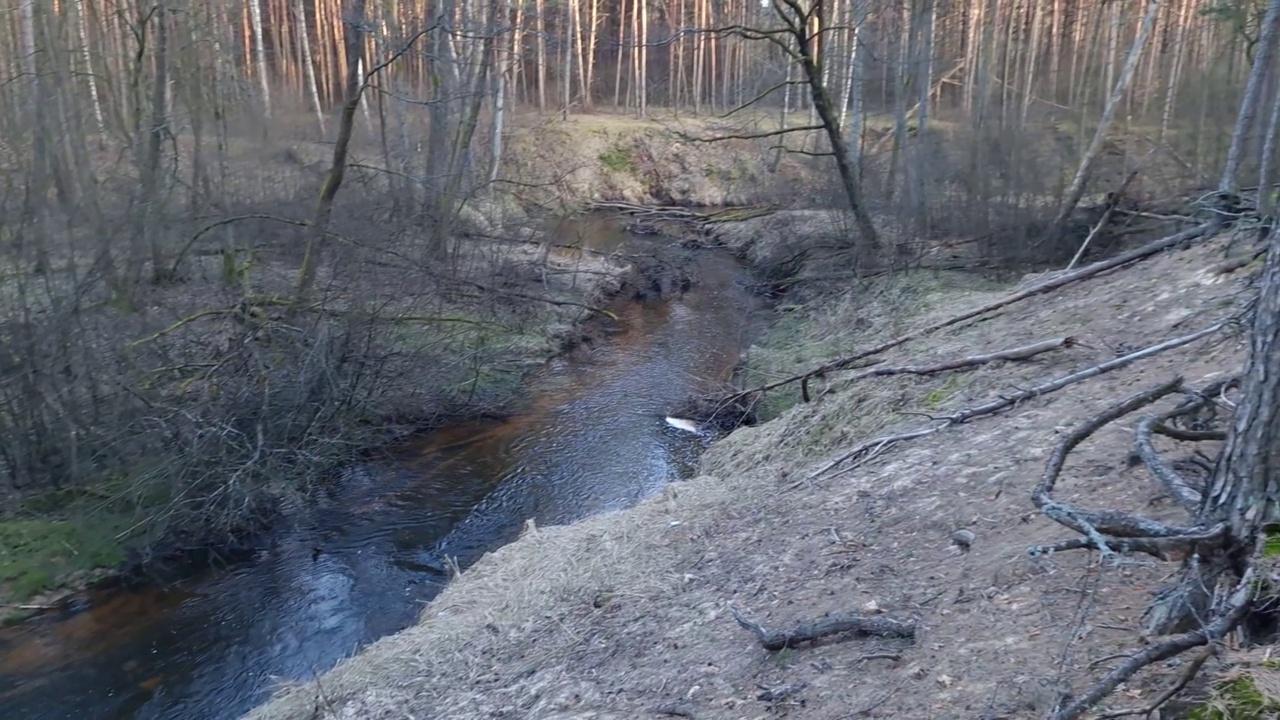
245;226;1257;720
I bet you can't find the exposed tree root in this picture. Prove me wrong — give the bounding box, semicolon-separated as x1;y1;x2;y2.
1030;378;1230;559
728;604;916;651
1092;645;1218;720
1024;368;1269;719
1050;570;1254;720
724;221;1218;405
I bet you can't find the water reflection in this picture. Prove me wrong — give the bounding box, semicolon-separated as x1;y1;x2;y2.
0;228;759;720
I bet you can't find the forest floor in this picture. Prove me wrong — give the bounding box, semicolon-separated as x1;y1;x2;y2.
244;214;1264;719
0;111;805;617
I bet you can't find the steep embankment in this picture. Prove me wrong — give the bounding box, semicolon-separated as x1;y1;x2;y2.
245;220;1260;719
500;113;818;209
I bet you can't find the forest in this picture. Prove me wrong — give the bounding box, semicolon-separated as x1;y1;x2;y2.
5;0;1280;685
7;0;1280;717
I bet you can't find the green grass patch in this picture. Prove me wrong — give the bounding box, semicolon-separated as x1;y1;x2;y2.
598;144;636;174
924;376;964;409
1189;675;1280;719
0;515;131;601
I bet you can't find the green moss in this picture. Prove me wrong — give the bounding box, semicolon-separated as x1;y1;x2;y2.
0;517;130;601
924;377;964;409
1188;676;1280;719
598;144;636;174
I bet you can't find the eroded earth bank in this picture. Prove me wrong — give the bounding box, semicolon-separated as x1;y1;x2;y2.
244;211;1266;719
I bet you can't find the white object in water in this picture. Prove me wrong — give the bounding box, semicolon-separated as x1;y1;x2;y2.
664;416;701;434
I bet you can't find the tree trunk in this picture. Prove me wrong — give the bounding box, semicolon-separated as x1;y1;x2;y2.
144;2;171;283
295;0;367;305
1049;0;1160;245
1203;237;1280;542
1257;70;1280;218
535;0;547;111
1221;0;1280;193
490;0;513;185
249;0;272;120
296;0;326;135
76;0;106;143
780;0;879;255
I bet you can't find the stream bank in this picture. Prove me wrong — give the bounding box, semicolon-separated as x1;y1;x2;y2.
241;225;1252;720
0;214;768;720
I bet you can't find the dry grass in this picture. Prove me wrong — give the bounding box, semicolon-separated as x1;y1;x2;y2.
502;112;819;210
245;222;1257;719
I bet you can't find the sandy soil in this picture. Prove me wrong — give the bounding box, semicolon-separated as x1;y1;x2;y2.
242;220;1261;720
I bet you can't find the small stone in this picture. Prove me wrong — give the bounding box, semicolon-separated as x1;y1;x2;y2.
951;529;976;551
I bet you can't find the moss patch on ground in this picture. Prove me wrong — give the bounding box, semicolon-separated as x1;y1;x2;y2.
0;514;131;603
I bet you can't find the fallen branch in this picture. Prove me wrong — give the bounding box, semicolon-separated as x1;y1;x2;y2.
1063;168;1141;272
725;221;1217;405
949;322;1227;424
810;322;1228;480
819;336;1076;399
728;604;916;651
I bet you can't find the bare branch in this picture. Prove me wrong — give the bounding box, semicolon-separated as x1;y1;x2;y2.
728;604;916;651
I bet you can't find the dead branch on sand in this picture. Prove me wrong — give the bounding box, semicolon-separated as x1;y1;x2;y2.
728;604;916;651
817;336;1077;400
807;322;1229;481
724;221;1218;406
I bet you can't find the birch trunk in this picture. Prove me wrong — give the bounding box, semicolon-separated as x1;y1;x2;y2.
249;0;272;119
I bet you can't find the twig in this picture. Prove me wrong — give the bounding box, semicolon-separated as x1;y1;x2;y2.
807;424;947;481
845;674;910;717
652;702;696;718
728;604;916;651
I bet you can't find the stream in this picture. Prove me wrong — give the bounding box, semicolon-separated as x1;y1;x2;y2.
0;216;762;720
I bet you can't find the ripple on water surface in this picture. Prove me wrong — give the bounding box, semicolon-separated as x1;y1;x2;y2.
0;236;761;720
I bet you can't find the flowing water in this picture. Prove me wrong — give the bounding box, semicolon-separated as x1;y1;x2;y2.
0;216;761;720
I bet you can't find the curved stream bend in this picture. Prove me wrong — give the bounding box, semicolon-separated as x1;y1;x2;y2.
0;220;761;720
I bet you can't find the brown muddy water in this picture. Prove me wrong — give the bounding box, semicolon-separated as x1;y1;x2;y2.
0;216;763;720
